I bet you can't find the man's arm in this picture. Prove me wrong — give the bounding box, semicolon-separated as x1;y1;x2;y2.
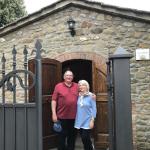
51;100;57;122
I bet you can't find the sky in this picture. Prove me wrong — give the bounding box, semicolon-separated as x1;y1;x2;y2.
24;0;150;14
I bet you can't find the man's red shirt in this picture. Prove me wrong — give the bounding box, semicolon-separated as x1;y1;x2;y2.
52;82;78;119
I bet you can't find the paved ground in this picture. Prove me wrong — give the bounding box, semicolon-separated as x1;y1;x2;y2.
50;136;108;150
50;136;84;150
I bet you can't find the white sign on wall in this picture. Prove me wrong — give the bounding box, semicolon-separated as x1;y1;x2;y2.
136;49;150;60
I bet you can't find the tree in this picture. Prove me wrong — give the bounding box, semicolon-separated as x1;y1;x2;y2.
0;0;27;27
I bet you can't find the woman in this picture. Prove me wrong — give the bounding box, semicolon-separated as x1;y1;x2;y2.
74;80;97;150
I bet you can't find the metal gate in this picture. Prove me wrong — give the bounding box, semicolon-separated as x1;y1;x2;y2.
0;40;43;150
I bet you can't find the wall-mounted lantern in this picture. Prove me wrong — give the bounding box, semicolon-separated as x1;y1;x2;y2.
67;17;76;36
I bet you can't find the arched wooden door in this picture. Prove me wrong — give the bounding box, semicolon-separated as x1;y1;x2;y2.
92;62;109;149
28;58;62;150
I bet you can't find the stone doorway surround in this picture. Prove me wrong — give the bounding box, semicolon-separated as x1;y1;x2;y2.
54;51;107;75
52;52;107;150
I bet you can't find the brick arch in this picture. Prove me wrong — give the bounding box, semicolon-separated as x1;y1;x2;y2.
54;52;107;75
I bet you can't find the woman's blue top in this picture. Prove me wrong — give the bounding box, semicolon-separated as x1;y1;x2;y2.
74;93;97;129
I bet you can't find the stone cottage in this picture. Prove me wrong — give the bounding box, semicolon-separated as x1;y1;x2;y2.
0;0;150;150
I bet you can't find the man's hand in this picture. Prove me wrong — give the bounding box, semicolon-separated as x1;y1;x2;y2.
51;100;57;122
91;93;96;100
52;113;57;122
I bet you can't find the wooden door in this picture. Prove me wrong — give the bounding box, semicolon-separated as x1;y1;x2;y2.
28;58;62;150
92;62;109;149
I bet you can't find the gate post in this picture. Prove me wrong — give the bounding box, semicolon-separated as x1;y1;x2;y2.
109;47;133;150
35;40;43;150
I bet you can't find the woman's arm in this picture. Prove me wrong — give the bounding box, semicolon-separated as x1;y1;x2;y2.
89;98;97;129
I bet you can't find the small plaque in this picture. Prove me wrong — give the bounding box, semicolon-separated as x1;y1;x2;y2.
136;49;150;60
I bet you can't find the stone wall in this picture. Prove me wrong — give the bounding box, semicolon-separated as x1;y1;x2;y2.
0;6;150;150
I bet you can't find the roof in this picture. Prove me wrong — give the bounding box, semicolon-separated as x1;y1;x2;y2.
0;0;150;37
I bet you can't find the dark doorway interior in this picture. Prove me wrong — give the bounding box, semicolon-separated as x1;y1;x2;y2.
62;59;93;91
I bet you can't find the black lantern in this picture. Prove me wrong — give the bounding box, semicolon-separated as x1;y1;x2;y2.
67;17;76;36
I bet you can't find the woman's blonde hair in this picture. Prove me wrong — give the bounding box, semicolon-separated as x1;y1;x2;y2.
78;80;90;92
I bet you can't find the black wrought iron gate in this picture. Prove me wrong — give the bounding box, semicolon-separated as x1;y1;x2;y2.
0;40;42;150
